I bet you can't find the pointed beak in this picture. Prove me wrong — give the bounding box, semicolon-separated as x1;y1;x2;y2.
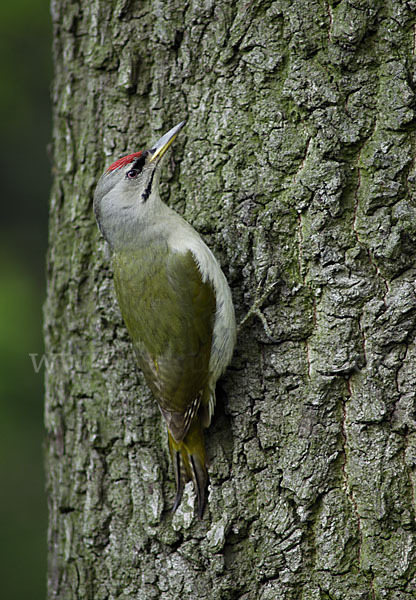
148;120;186;164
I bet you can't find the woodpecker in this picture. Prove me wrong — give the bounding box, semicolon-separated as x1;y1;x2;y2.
93;121;236;518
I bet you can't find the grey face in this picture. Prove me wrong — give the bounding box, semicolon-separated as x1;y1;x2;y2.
94;150;155;208
118;151;158;202
93;149;162;250
93;121;186;251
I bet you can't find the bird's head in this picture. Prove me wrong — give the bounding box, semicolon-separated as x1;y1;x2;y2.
94;120;185;250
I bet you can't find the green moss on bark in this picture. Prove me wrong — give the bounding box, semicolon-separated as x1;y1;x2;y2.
45;0;416;598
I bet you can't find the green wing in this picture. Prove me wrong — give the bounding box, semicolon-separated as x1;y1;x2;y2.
113;245;216;441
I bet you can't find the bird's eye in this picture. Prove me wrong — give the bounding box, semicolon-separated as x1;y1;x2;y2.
127;169;139;179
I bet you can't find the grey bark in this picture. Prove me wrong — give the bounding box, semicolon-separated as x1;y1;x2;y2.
45;0;416;598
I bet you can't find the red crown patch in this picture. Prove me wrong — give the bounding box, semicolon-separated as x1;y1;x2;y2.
107;151;143;172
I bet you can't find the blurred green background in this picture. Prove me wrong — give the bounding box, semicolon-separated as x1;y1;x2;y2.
0;0;51;598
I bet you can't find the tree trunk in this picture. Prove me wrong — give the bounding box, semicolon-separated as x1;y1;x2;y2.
45;1;416;598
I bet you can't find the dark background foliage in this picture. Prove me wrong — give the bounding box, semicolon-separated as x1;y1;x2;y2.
0;1;51;598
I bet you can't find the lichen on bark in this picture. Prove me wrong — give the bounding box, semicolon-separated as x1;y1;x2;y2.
45;0;416;598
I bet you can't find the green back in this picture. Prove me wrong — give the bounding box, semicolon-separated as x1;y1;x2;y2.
113;243;216;433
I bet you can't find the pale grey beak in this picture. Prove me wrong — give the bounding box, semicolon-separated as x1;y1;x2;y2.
149;120;186;163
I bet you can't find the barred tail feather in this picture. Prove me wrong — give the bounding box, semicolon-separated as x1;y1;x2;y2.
190;453;208;519
171;446;186;513
168;418;208;519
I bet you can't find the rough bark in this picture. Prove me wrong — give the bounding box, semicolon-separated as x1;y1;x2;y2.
45;1;416;598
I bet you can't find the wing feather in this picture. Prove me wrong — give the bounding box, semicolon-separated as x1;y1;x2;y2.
113;245;216;441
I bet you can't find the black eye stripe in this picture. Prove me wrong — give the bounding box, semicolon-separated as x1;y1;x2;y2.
132;155;146;171
126;154;146;180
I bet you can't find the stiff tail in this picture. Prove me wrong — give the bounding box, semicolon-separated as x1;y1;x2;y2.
168;418;208;519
